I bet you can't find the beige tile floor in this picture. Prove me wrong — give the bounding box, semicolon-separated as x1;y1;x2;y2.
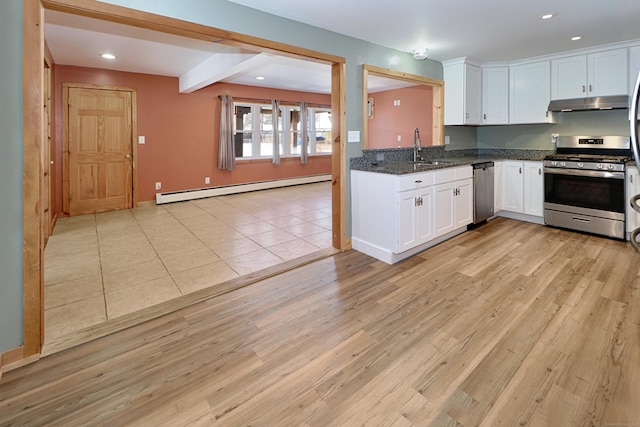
44;182;332;342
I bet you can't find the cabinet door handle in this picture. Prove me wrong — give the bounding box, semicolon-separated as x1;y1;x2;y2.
539;168;541;175
589;84;592;92
519;167;522;174
484;113;487;120
582;85;586;93
415;180;422;184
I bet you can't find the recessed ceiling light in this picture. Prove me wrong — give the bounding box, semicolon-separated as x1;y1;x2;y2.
101;53;116;60
540;13;554;20
571;36;582;41
255;76;265;80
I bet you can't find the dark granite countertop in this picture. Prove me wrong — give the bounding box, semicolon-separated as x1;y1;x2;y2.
350;147;553;175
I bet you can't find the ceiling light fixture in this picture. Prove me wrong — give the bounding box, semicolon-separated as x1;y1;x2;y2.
539;13;554;20
571;36;582;41
101;53;116;60
412;47;429;61
255;76;265;80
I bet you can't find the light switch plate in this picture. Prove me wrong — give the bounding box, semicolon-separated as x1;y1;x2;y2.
347;131;360;143
138;136;145;144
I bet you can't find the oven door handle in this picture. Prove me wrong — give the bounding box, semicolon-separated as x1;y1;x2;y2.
543;167;625;179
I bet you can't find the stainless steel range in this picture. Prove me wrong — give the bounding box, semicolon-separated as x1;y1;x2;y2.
544;136;632;239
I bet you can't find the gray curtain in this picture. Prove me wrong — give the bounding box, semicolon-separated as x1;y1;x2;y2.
271;99;281;165
218;95;235;171
300;102;309;164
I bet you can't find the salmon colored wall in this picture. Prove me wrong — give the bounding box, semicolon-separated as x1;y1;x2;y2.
52;65;331;212
368;85;433;149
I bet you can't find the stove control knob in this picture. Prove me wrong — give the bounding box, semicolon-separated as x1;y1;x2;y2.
560;162;566;167
551;161;557;167
597;164;604;169
609;164;615;170
578;162;584;168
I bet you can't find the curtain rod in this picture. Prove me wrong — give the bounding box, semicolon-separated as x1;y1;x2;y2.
218;95;330;109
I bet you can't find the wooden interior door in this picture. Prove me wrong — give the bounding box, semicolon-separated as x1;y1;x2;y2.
68;87;133;216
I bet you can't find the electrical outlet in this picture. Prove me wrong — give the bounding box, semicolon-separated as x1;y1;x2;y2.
397;135;402;142
551;133;559;145
444;136;451;145
155;182;161;190
205;177;210;184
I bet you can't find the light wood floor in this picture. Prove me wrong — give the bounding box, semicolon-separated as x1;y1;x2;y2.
3;218;639;426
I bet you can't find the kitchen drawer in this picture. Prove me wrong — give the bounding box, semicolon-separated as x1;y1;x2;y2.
397;172;434;192
434;166;472;185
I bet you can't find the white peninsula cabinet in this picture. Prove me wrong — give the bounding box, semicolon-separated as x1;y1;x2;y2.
351;166;473;264
434;167;473;237
499;160;544;223
551;49;628;100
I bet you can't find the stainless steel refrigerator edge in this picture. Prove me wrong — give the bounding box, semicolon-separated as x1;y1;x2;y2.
629;69;640;252
473;161;494;224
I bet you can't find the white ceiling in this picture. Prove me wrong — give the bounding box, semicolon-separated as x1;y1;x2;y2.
44;1;640;95
228;0;640;63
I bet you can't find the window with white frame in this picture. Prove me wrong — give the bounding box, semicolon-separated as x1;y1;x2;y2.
233;102;331;159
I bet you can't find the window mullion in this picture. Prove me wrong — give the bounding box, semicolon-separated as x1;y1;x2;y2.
252;105;260;157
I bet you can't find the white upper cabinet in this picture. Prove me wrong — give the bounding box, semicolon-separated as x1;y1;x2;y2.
482;66;509;124
509;61;552;124
630;46;640;96
551;49;628;100
444;59;482;125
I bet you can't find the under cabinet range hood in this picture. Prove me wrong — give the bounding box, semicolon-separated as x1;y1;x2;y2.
547;95;629;112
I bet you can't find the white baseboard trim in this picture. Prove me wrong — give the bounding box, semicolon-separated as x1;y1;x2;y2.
155;174;331;205
352;227;468;264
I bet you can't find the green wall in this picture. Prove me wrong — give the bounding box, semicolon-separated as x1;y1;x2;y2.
0;0;24;353
446;109;631;151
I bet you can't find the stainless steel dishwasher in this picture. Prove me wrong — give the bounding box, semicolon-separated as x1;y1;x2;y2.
472;161;494;224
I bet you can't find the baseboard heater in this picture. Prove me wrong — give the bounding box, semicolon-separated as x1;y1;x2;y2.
155;174;331;205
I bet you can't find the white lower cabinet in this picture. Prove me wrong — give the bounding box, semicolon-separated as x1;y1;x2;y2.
500;160;543;217
523;162;544;217
397;184;434;253
434;176;473;237
502;161;524;212
351;166;473;264
494;161;502;212
626;165;640;237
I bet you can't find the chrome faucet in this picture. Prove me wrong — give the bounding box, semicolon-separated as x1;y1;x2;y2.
413;127;422;162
